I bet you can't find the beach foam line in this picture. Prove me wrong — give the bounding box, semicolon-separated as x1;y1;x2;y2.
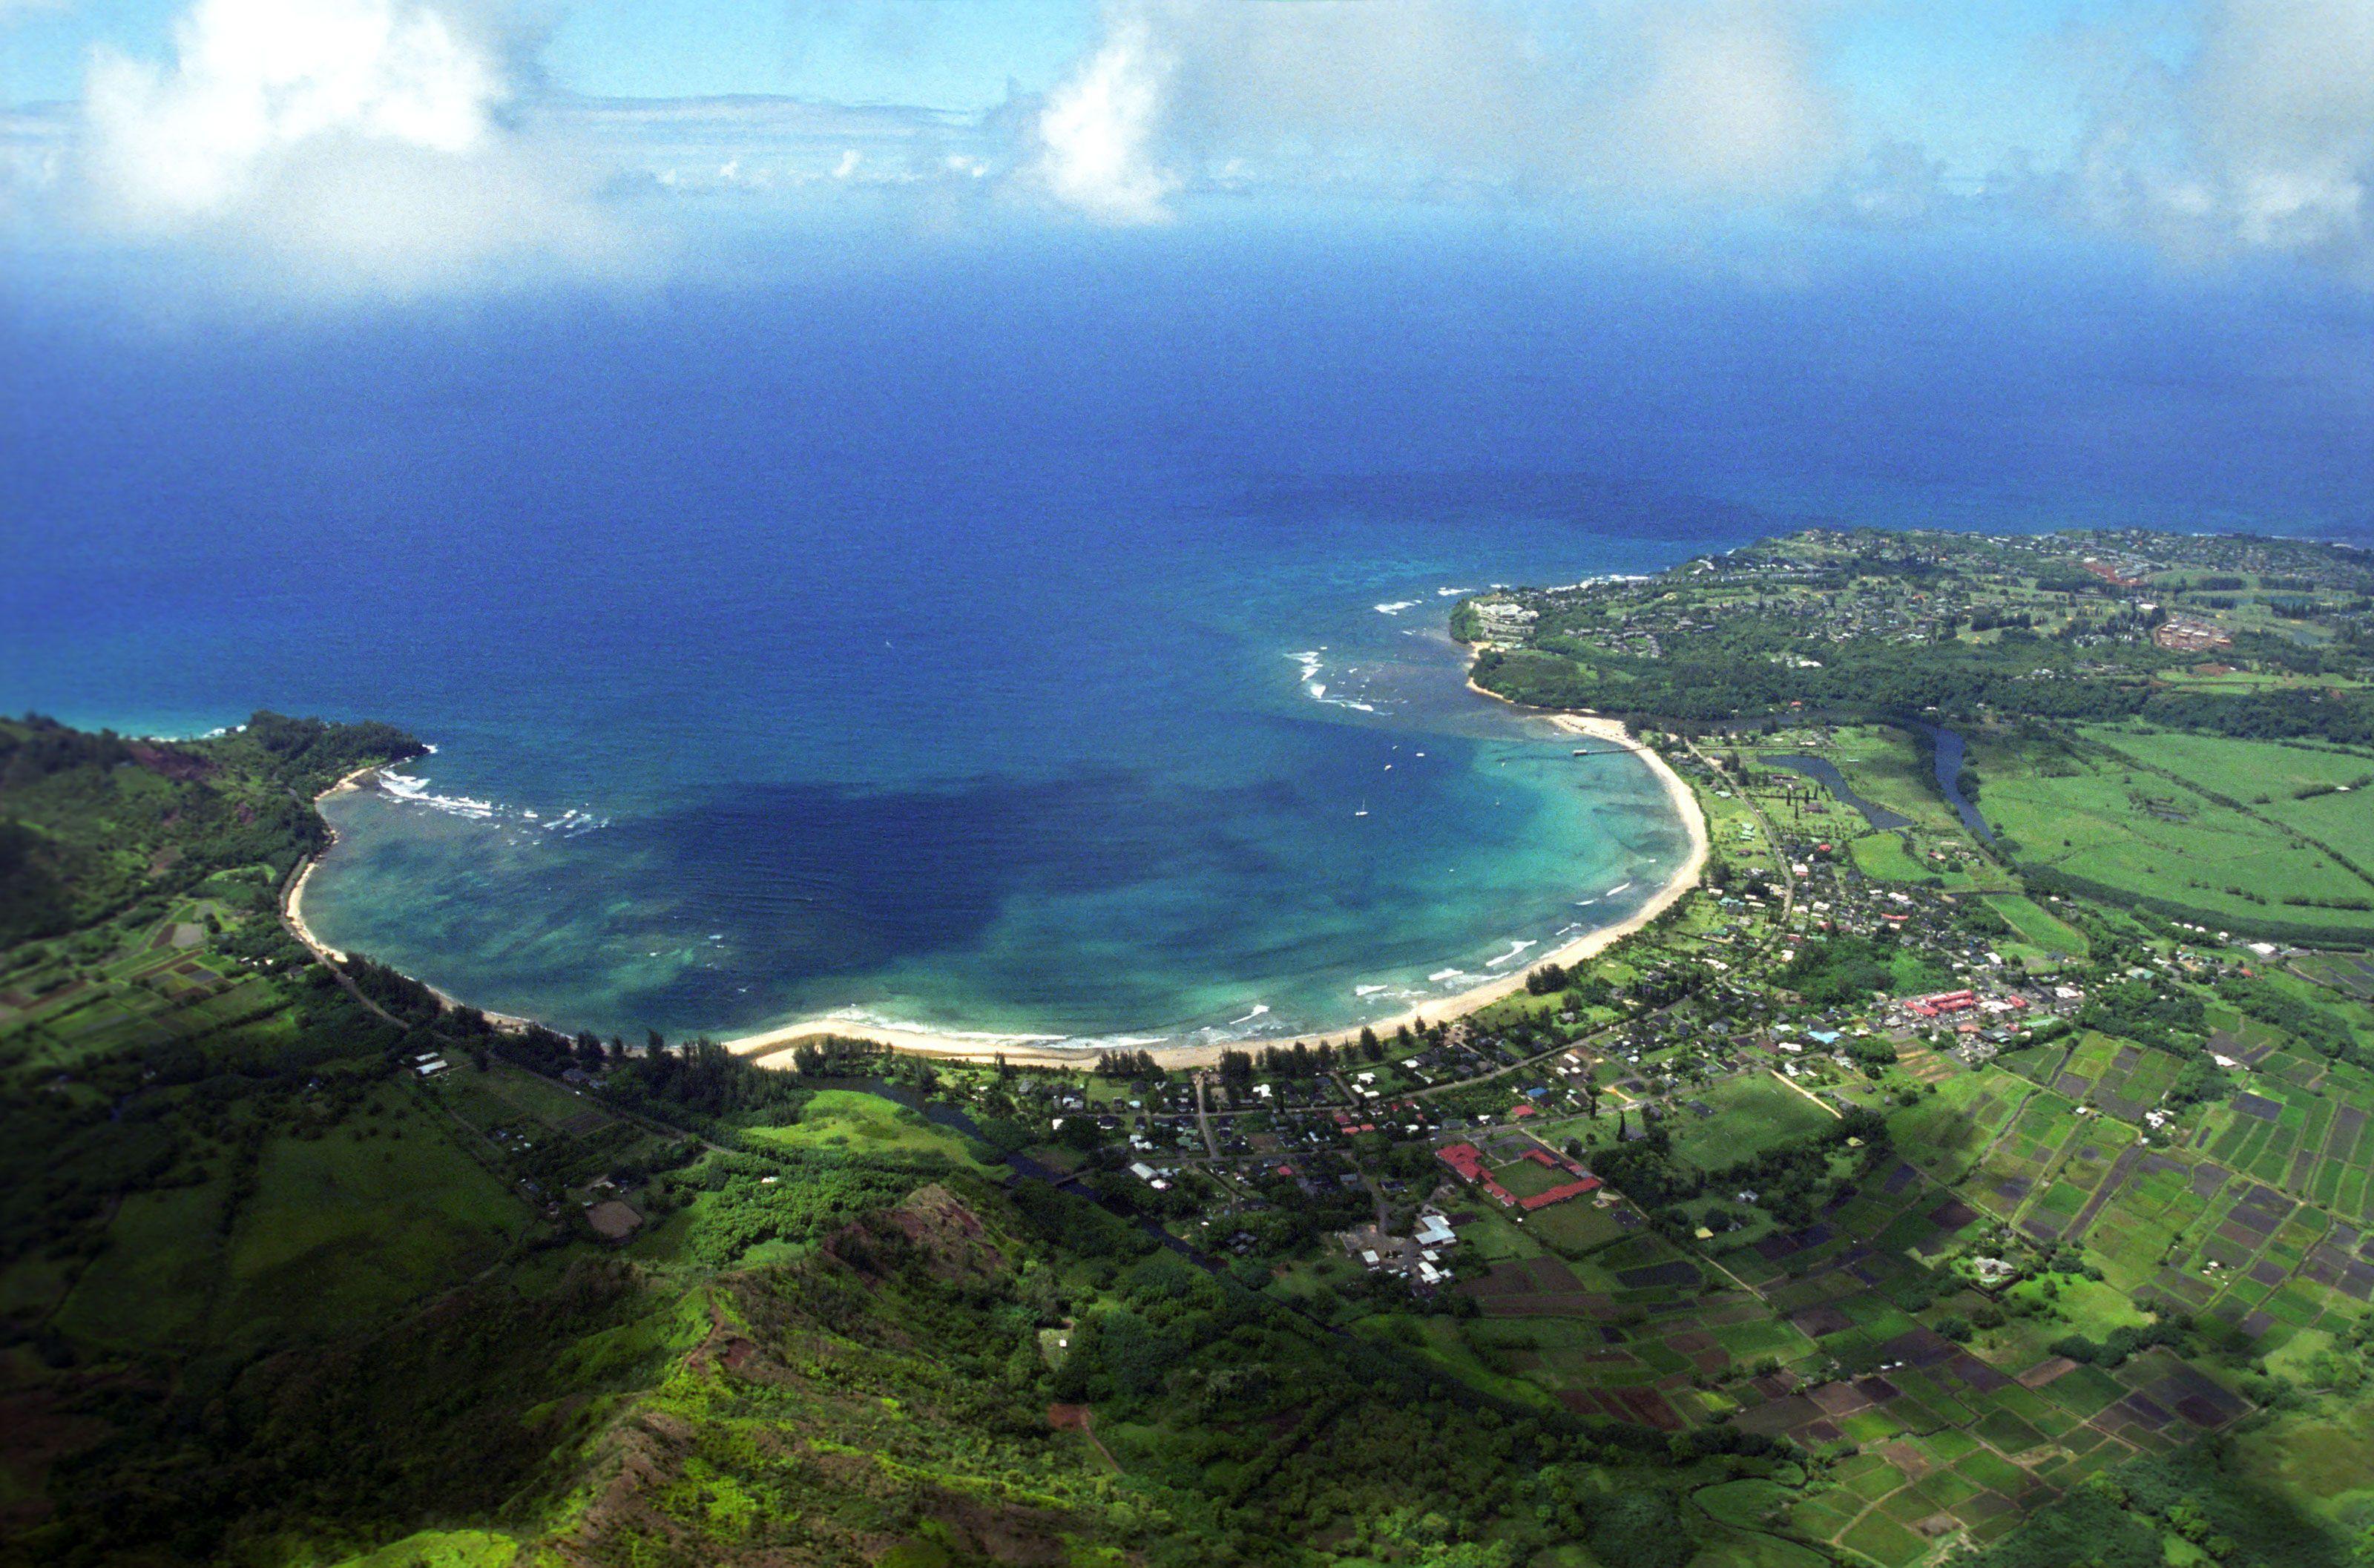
1374;600;1418;615
1354;984;1390;997
378;770;496;819
1226;1004;1271;1027
1484;938;1539;969
1436;586;1473;596
821;1007;1068;1046
372;764;608;837
1606;880;1633;897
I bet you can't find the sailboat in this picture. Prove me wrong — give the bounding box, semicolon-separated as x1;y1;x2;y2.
1354;798;1370;817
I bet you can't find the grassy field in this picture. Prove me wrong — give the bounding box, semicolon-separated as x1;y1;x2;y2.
2086;726;2374;868
1669;1073;1838;1169
1985;893;2088;958
53;1084;530;1354
1974;731;2374;937
213;1092;530;1344
743;1088;1004;1173
1848;832;1935;883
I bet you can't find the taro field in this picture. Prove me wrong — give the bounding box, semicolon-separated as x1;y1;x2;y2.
1452;1110;2257;1567
1441;980;2374;1567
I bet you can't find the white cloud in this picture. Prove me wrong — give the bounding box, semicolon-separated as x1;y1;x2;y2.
1033;14;1174;223
1027;1;1845;216
1622;5;1838;194
2063;0;2374;275
74;0;632;291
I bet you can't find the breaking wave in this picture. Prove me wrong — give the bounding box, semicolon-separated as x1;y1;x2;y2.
376;765;608;838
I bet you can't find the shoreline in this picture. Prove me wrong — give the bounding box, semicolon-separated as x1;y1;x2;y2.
292;647;1711;1074
283;761;540;1031
726;676;1710;1073
283;762;383;965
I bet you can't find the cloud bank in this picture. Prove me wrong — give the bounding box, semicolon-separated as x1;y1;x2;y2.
1026;1;1844;221
2069;0;2374;277
73;0;631;292
4;0;2372;293
1033;15;1175;224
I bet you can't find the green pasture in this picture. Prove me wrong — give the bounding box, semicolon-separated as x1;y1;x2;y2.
212;1091;529;1344
1669;1073;1837;1170
742;1088;1003;1173
2088;725;2374;869
1849;832;1936;884
1975;734;2374;936
1985;894;2086;958
50;1181;227;1349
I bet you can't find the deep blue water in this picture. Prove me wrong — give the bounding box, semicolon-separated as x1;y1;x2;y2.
5;231;2369;1042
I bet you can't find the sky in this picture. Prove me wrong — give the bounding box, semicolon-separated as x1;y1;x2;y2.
0;0;2368;302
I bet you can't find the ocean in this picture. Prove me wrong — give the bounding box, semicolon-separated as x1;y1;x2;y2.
6;226;2370;1044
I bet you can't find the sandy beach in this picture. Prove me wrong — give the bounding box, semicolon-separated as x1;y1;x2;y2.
729;703;1710;1073
285;668;1709;1073
282;762;383;965
284;762;542;1032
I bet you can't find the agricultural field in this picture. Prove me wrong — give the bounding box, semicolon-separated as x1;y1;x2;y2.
1432;998;2374;1568
1973;731;2374;938
2085;725;2374;867
2295;951;2374;1001
1668;1072;1839;1168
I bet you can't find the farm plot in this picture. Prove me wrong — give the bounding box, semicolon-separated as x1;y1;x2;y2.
1965;1089;2085;1223
2295;952;2374;1001
2016;1116;2137;1247
1668;1073;1838;1170
2077;1150;2219;1294
1891;1072;2033;1186
1975;734;2374;938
